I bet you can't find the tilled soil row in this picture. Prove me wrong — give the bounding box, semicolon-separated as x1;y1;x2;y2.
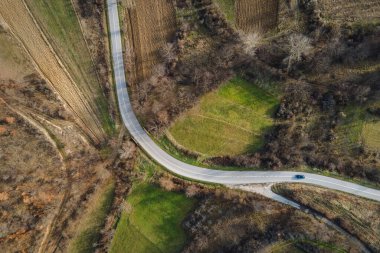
0;0;105;143
123;0;176;82
236;0;279;33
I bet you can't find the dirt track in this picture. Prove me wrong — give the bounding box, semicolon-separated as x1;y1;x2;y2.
236;0;279;33
0;0;105;143
122;0;176;83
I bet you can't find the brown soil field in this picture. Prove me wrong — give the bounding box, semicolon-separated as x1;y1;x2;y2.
317;0;380;23
273;183;380;252
121;0;176;83
0;0;105;143
236;0;280;33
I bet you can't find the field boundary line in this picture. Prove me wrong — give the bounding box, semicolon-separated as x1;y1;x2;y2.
190;113;258;134
4;0;105;142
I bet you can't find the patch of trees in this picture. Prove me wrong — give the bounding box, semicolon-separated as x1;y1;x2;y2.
142;0;380;183
209;76;380;183
276;83;314;119
77;0;102;18
133;0;251;135
297;0;322;33
133;43;238;134
192;0;237;40
256;6;379;78
309;24;380;74
368;105;380;117
181;185;351;253
75;0;116;121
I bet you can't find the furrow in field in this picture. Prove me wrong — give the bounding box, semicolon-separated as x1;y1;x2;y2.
122;0;176;83
0;0;105;143
236;0;279;33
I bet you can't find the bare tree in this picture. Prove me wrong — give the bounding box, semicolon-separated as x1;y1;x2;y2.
287;34;312;73
354;85;371;104
160;42;176;62
240;32;261;56
137;80;150;103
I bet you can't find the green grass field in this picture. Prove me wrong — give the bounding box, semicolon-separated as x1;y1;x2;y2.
68;180;115;253
24;0;114;135
169;77;278;157
334;105;380;153
362;120;380;152
109;183;196;253
334;106;367;153
214;0;236;24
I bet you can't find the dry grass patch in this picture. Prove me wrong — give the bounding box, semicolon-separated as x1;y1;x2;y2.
0;29;34;81
273;183;380;252
317;0;380;23
213;0;280;33
0;0;106;143
24;0;114;135
68;180;115;253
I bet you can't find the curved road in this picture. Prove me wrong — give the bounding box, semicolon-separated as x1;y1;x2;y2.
107;0;380;202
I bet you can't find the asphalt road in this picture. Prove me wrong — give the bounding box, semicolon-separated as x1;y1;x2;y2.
107;0;380;202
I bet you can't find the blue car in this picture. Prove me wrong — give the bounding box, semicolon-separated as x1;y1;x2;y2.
294;174;305;179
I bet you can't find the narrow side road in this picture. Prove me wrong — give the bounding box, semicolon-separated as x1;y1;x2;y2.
106;0;380;203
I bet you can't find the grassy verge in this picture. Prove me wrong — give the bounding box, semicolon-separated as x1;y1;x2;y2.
169;77;278;157
214;0;236;24
110;155;196;253
157;135;255;171
25;0;114;135
296;166;380;189
68;179;115;253
156;136;380;189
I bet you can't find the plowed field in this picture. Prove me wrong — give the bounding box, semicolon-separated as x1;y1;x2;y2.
122;0;176;82
236;0;279;33
0;0;105;143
